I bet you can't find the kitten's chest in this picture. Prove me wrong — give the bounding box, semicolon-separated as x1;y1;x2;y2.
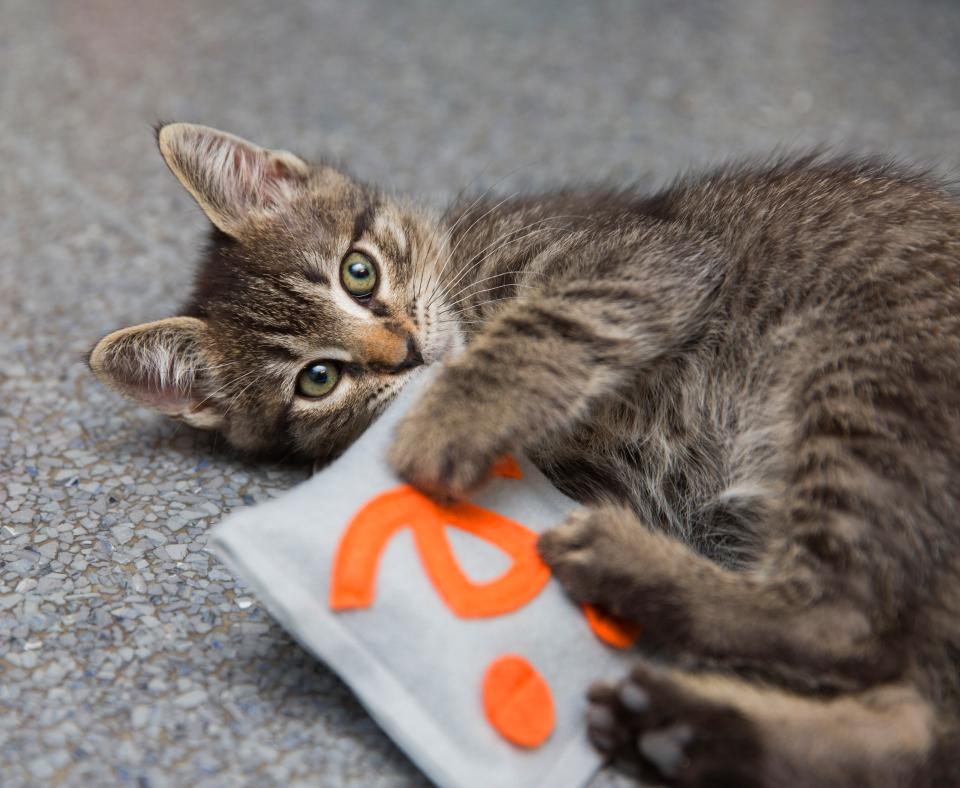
533;374;729;538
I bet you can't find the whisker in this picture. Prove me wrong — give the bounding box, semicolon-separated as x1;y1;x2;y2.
417;215;462;309
415;167;505;301
437;317;486;326
431;214;586;308
222;373;265;418
440;226;572;305
192;367;262;411
441;282;536;310
187;361;240;377
430;190;524;295
438;163;534;268
415;208;451;303
420;220;455;303
440;268;533;304
436;223;572;307
439;293;526;318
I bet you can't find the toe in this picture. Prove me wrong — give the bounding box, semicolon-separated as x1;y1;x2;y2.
535;529;563;563
638;724;693;779
617;679;651;714
586;700;620;753
587;680;617;704
585;687;631;755
537;509;596;565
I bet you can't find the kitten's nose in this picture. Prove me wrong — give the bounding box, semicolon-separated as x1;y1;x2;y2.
394;337;425;372
363;328;424;374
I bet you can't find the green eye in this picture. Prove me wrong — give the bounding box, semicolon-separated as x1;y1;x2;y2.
341;251;378;297
296;361;340;398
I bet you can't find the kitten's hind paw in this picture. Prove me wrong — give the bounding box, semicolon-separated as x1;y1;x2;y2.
587;662;762;787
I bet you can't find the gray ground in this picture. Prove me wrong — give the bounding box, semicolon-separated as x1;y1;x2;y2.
2;0;959;785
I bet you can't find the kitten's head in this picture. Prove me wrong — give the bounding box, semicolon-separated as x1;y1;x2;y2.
89;123;460;464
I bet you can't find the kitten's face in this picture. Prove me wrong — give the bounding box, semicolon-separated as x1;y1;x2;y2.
89;123;460;465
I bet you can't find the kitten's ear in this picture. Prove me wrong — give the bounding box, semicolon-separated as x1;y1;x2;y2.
157;122;310;237
88;317;223;430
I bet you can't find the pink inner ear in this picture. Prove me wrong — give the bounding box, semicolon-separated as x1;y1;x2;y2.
232;145;260;175
265;158;293;179
222;140;298;211
231;145;264;186
121;382;196;414
145;386;196;411
117;363;199;413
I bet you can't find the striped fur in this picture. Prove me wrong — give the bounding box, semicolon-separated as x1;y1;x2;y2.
90;126;960;786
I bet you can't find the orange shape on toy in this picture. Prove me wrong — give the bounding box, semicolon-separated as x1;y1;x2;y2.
487;455;523;479
582;604;642;648
330;457;551;618
482;654;555;748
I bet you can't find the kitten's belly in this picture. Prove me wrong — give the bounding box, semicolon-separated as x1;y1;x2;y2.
534;437;714;535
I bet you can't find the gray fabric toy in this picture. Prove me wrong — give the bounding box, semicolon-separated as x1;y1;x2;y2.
211;370;634;788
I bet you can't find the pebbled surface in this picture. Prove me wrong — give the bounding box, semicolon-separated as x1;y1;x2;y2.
1;0;958;785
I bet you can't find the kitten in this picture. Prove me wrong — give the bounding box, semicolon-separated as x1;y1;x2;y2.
90;123;960;787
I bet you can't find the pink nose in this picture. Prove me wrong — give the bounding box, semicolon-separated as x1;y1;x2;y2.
360;327;423;373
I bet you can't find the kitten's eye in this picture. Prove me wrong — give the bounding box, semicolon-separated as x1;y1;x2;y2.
341;251;378;298
296;361;340;398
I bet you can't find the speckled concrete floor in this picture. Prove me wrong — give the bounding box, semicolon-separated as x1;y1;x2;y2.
1;0;959;785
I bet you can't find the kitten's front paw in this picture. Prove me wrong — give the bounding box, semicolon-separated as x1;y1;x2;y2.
387;382;512;499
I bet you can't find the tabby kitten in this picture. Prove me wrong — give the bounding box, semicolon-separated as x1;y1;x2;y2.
90;123;960;787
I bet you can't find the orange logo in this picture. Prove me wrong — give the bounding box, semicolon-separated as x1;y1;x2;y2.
330;457;552;617
329;456;639;748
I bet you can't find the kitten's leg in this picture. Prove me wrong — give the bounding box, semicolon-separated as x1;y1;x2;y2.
538;503;902;686
390;236;724;497
587;659;938;788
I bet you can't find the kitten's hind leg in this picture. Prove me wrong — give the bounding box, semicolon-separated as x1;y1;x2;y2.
538;503;901;687
588;659;938;788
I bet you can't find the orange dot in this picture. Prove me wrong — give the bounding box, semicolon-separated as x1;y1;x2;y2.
482;654;555;748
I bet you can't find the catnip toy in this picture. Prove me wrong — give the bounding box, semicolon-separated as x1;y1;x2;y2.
211;369;638;788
